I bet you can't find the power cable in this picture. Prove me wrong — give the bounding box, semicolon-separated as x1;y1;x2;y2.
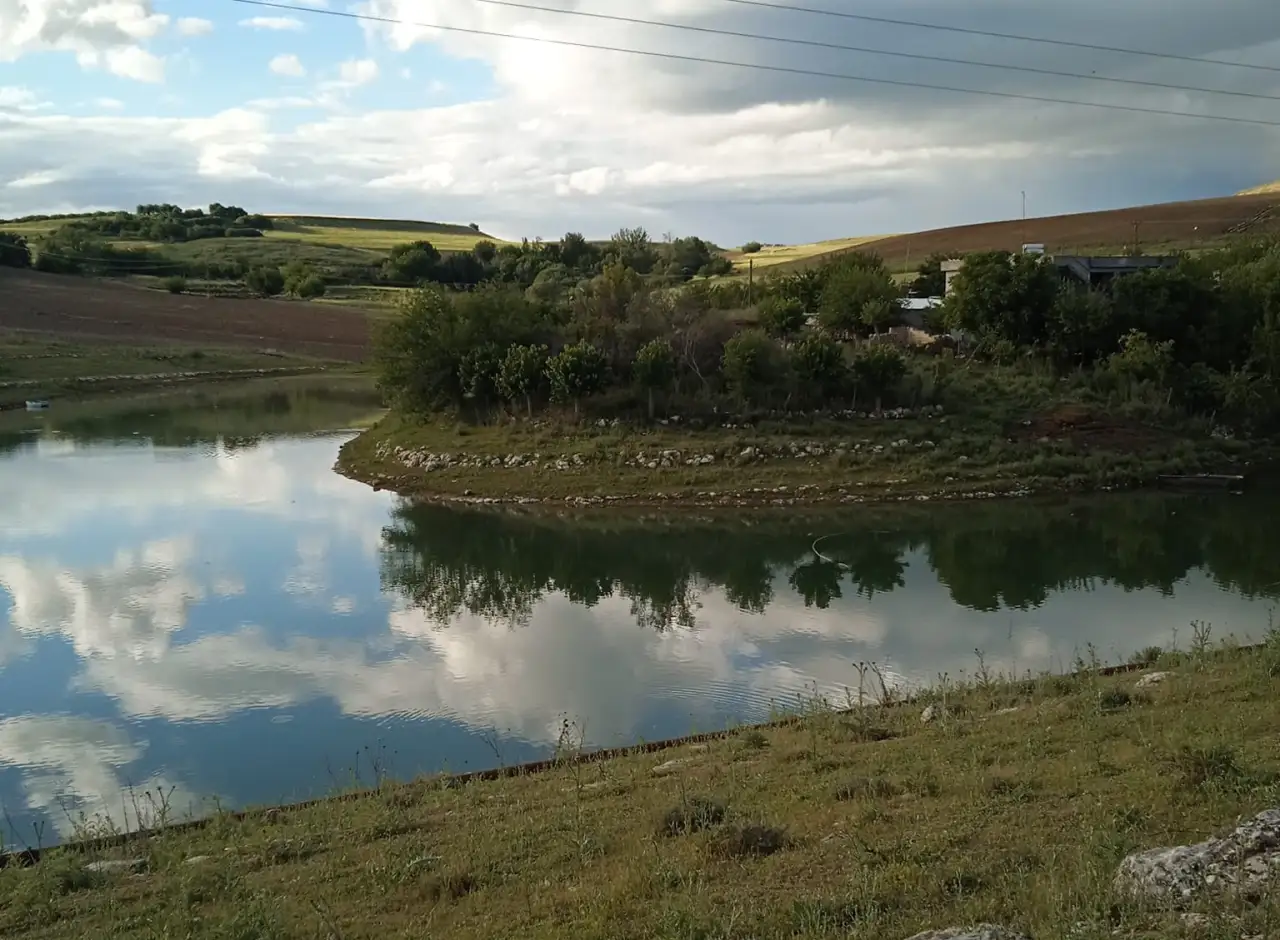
427;0;1280;103
227;0;1280;128
720;0;1280;75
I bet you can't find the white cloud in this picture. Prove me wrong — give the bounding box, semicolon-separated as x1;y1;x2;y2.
0;0;1278;239
338;58;378;86
175;17;213;37
94;97;124;109
0;0;169;83
269;53;306;77
238;15;303;31
102;44;165;83
7;170;60;189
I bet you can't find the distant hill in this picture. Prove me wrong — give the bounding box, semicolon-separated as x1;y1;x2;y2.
1237;181;1280;196
771;192;1280;274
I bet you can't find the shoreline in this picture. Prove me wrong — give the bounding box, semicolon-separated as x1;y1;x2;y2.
335;412;1266;508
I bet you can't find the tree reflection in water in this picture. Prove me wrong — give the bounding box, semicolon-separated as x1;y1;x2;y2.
379;492;1280;631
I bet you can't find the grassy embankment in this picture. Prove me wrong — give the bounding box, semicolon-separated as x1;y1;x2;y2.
338;360;1264;505
3;638;1278;939
0;335;357;411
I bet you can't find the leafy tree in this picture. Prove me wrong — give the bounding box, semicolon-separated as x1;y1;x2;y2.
375;288;465;412
772;268;825;312
633;339;676;419
757;296;806;339
850;344;905;413
246;265;285;297
0;233;31;268
559;232;599;271
384;240;441;283
526;263;578;306
859;297;898;334
498;343;549;416
547;341;609;417
721;329;783;405
908;252;956;297
472;239;498;264
741;241;763;254
608;227;658;275
459;344;503;410
818;258;898;336
943;251;1058;347
1044;286;1119;367
789;333;848;404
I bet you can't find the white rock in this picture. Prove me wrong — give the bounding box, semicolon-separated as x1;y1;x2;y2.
651;758;692;776
86;857;148;874
1135;671;1172;688
905;926;1029;940
1114;807;1280;905
184;855;213;865
921;704;938;723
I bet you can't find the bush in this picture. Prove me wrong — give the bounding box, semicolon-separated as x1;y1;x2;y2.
246;265;285;297
722;329;785;405
741;241;763;254
163;276;187;294
851;344;906;412
0;233;32;268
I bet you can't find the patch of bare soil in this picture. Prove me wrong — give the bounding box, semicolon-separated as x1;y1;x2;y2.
1012;404;1176;454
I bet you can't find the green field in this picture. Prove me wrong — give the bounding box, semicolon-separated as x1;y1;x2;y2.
725;235;890;274
267;215;503;251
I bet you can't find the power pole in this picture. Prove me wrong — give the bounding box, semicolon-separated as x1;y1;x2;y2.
748;258;754;305
1132;221;1141;255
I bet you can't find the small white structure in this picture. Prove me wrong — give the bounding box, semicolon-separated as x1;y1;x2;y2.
25;400;50;411
1022;243;1046;255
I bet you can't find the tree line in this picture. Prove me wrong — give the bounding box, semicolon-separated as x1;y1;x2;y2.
375;235;1280;433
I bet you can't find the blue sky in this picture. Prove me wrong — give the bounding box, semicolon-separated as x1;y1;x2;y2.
1;0;1278;242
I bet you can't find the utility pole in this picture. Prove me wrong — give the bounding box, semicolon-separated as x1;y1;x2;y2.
1020;190;1027;251
748;258;754;305
1132;221;1142;256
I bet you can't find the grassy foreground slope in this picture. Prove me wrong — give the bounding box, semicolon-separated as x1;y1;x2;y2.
2;641;1277;939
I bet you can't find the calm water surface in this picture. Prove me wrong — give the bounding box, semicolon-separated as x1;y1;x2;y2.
1;380;1277;841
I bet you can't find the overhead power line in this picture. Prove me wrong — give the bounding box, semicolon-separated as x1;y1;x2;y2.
228;0;1280;128
439;0;1280;103
720;0;1280;75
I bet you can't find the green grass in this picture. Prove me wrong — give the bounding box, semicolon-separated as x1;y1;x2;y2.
266;216;504;252
0;335;342;408
4;640;1278;939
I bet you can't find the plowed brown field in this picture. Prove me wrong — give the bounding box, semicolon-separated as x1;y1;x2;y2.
0;269;370;361
775;192;1280;273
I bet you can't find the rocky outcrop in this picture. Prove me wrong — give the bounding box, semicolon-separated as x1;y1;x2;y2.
1114;807;1280;905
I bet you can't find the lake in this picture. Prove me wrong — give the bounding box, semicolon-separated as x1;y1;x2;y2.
1;377;1277;844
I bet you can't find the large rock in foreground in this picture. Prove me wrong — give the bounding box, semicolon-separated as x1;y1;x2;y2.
1114;807;1280;904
